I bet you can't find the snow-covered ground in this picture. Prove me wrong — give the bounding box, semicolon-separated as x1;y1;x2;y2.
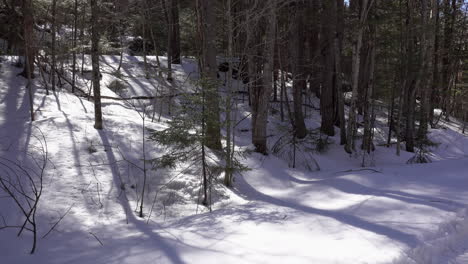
1;55;467;264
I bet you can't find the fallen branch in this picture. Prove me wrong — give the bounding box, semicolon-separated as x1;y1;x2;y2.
82;94;184;101
89;232;104;246
334;168;382;174
42;204;74;239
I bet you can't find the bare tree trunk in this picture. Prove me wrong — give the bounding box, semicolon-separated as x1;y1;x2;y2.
91;0;103;130
320;0;337;137
224;0;234;187
251;0;276;154
387;71;397;146
143;17;149;79
51;0;57;91
396;0;405;156
336;0;346;145
429;0;440;126
165;0;173;81
362;28;376;152
170;0;181;64
345;0;373;154
418;0;437;140
23;0;34;121
441;0;457;116
292;2;307;139
404;0;417;152
196;0;222;150
80;4;86;73
72;0;78;93
20;0;35;79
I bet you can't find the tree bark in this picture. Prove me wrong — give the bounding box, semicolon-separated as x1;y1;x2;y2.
417;0;437;139
441;0;457;115
320;0;337;137
19;0;35;79
252;0;276;154
292;2;307;139
336;0;346;145
72;0;78;93
91;0;103;130
170;0;181;64
51;0;57;91
196;0;222;150
345;0;373;153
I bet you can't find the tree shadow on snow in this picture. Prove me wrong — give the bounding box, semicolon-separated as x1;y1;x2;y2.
96;129;186;264
233;171;420;248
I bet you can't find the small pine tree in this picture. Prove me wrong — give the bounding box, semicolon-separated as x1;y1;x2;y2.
149;79;248;207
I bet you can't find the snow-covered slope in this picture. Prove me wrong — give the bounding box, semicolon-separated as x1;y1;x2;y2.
1;56;467;264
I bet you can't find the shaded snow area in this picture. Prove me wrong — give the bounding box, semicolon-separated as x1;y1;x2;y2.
1;55;468;264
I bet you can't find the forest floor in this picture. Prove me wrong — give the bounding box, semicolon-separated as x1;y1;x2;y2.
1;55;468;264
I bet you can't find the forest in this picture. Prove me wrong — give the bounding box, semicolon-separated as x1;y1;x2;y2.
0;0;467;263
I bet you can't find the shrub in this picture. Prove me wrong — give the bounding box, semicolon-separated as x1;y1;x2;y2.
107;79;127;96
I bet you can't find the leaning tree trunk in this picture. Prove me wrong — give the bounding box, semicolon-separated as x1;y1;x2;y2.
91;0;103;130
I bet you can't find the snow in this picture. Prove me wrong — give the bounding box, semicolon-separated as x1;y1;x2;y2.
1;55;468;264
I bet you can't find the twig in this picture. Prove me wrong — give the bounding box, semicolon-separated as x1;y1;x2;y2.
42;204;74;239
89;232;104;246
334;168;382;174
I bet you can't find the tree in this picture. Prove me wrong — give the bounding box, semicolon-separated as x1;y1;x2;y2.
169;0;181;64
320;0;338;137
71;0;79;93
51;0;57;91
91;0;103;129
19;0;35;79
196;0;222;150
291;1;307;139
22;0;35;122
251;0;276;154
345;0;374;154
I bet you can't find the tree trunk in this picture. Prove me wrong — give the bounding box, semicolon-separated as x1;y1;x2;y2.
252;0;276;154
345;0;372;153
320;0;337;137
19;0;35;79
441;0;457;115
362;27;376;152
170;0;181;64
22;0;34;121
404;0;417;152
429;0;440;125
292;2;307;139
51;0;57;91
224;0;234;187
91;0;103;130
418;0;437;140
336;0;346;145
72;0;78;93
196;0;222;150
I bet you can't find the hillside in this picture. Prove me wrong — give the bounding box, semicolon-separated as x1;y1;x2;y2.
1;55;468;264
